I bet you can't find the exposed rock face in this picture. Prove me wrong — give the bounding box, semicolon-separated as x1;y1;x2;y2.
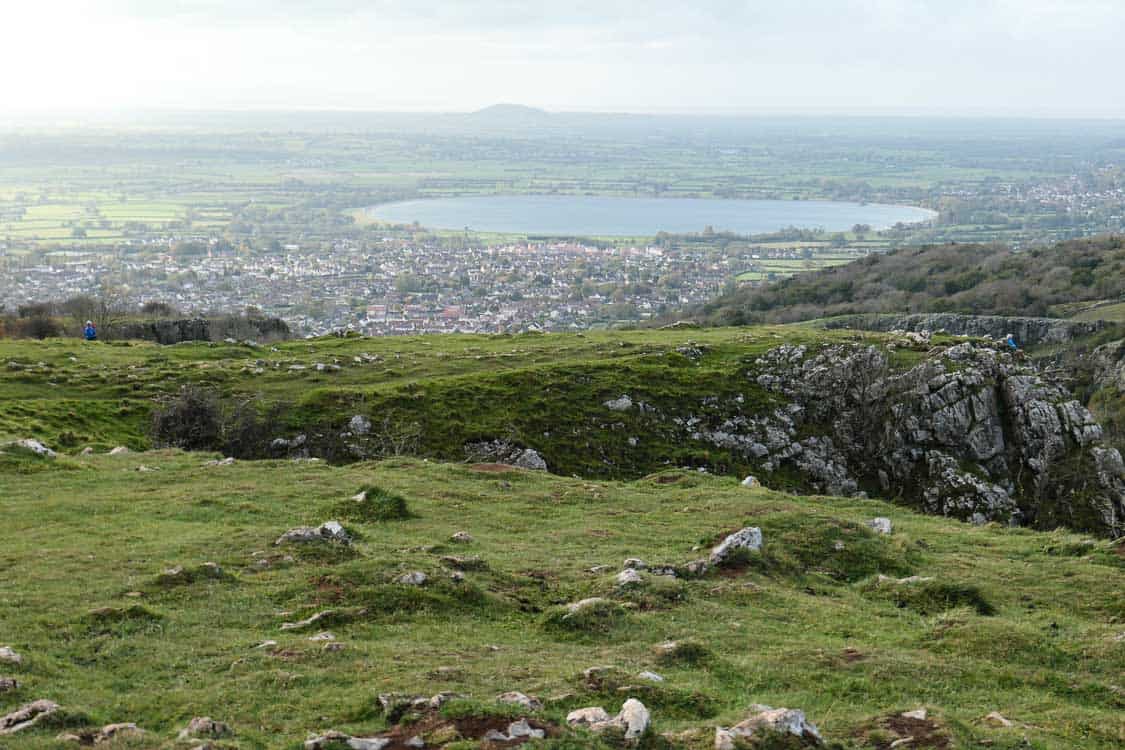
106;316;290;344
824;313;1104;346
742;342;1124;535
709;527;763;565
464;440;548;471
715;705;822;748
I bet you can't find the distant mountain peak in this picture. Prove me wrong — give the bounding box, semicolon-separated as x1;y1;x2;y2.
468;103;553;120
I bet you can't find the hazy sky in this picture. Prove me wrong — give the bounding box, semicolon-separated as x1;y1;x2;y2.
2;1;1123;116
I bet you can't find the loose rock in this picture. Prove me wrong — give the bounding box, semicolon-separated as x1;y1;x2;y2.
0;647;21;665
868;517;893;535
396;571;428;586
497;691;543;711
275;521;351;546
178;717;232;739
0;700;60;735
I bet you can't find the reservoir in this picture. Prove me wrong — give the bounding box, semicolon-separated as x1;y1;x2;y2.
366;195;936;237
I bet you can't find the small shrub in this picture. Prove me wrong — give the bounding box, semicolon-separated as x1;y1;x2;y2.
338;485;415;521
655;639;713;667
541;599;629;637
864;578;995;616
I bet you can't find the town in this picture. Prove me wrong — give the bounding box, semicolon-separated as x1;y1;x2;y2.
0;236;852;336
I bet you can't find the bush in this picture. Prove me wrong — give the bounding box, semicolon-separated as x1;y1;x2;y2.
151;386;222;450
338;485;415;521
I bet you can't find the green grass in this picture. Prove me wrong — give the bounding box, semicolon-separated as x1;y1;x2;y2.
0;452;1122;748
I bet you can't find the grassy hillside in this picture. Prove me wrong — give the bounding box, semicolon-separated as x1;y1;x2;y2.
1;450;1122;749
0;326;889;480
685;236;1125;326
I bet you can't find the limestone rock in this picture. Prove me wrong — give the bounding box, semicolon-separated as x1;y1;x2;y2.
983;711;1013;727
0;678;17;693
604;394;633;411
0;647;21;665
716;705;822;747
178;717;232;740
740;475;760;488
618;698;651;740
616;569;644;587
497;691;543;711
868;517;893;535
108;446;130;455
638;671;664;683
0;700;60;735
514;448;548;471
709;527;763;565
349;415;372;435
566;707;612;727
396;571;428;586
2;439;56;458
281;610;340;631
451;531;473;543
275;521;351;546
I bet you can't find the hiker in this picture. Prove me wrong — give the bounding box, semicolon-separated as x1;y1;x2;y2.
1005;332;1018;351
83;320;97;341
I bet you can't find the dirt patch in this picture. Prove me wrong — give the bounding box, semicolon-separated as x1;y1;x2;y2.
841;647;866;663
854;713;951;750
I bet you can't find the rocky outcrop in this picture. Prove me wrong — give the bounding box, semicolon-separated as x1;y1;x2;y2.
105;316;290;344
740;341;1125;535
824;313;1104;346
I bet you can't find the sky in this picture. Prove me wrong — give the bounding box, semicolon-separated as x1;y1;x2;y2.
1;0;1123;117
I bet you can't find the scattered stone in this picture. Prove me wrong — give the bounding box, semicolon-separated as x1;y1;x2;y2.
255;640;278;649
514;448;548;471
0;647;21;665
178;717;232;740
108;446;130;455
0;678;17;693
204;457;236;466
616;569;644;587
868;517;893;535
505;719;545;740
136;464;158;472
97;723;144;742
983;711;1013;728
715;705;822;748
0;700;60;735
740;475;760;488
323;642;346;653
589;564;612;574
889;738;915;749
2;439;56;458
709;527;763;565
281;610;339;631
604;394;633;411
637;671;664;683
901;708;927;721
497;691;543;711
451;531;473;543
396;571;428;586
275;521;351;546
566;707;612;727
623;558;647;570
80;447;94;455
308;632;336;642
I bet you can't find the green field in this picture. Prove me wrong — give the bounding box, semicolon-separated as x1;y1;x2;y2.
1;446;1122;749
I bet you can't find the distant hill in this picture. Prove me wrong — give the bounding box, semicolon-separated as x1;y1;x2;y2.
684;235;1125;326
464;103;554;125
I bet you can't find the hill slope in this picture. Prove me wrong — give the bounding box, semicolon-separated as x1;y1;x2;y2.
1;451;1122;748
687;236;1125;326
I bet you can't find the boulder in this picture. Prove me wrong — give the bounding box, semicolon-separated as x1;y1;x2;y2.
0;700;60;735
740;475;761;488
2;439;56;458
0;647;21;665
604;394;634;411
396;571;428;586
716;705;822;748
275;521;351;546
349;415;372;435
867;517;893;535
0;678;17;693
497;691;543;711
616;569;644;587
566;707;612;727
108;446;130;455
514;448;548;471
618;698;650;740
709;527;763;565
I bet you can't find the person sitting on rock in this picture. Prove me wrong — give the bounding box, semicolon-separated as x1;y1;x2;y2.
1005;332;1018;351
83;320;97;341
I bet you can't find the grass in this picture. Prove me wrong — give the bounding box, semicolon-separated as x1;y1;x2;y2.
0;451;1123;748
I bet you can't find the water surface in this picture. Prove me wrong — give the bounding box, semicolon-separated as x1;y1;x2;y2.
367;195;936;236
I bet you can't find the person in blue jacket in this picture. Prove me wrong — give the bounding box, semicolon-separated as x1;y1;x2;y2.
83;320;97;341
1005;332;1018;351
